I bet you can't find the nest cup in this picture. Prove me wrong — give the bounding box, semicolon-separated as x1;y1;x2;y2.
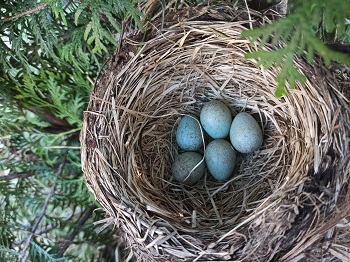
81;6;350;261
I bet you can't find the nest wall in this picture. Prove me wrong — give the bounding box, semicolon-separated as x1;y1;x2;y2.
81;6;350;261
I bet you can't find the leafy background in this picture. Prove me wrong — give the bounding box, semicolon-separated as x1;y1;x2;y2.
0;0;349;261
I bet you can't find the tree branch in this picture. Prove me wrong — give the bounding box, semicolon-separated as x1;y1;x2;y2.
17;155;67;262
0;172;34;181
3;3;48;22
56;205;96;258
64;0;74;10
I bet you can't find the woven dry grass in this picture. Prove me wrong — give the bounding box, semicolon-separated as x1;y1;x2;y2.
80;4;350;261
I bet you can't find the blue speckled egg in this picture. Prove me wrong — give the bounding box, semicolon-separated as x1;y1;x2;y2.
200;100;232;139
176;115;203;151
230;112;263;154
205;139;236;181
172;152;205;185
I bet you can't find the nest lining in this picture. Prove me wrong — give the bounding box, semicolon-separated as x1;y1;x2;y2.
81;6;350;261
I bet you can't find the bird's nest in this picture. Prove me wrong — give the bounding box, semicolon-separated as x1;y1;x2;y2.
81;4;350;261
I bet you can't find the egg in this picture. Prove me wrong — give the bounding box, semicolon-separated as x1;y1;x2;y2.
205;139;236;181
172;152;205;185
176;115;203;151
230;112;263;154
200;100;232;139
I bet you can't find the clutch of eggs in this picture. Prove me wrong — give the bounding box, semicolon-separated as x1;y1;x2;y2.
173;100;263;184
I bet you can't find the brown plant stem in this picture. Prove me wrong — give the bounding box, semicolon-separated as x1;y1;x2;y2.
56;205;97;258
0;172;33;181
17;155;67;262
3;3;48;22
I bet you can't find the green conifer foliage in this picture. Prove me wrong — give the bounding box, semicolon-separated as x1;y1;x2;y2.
1;0;137;260
242;0;350;96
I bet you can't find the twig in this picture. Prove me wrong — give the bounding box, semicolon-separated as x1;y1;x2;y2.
3;3;48;22
12;210;84;247
17;155;67;262
45;146;81;150
0;172;33;181
243;0;253;30
56;205;96;258
64;0;74;10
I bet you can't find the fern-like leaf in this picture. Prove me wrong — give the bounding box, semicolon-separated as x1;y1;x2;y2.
74;0;142;53
242;0;350;96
